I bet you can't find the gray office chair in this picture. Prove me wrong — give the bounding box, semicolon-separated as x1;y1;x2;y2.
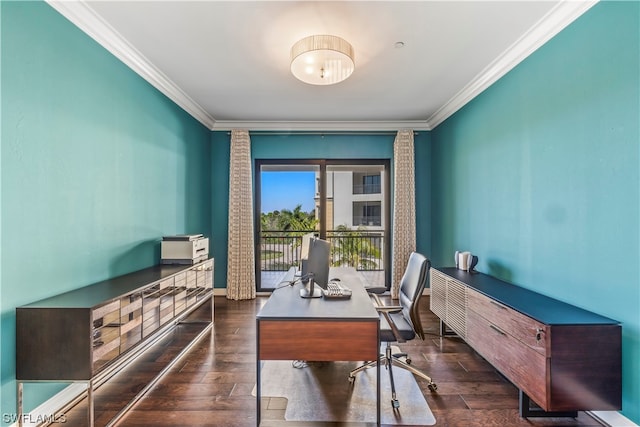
349;251;437;408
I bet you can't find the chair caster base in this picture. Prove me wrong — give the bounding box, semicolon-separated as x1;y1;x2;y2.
428;382;438;392
391;399;400;409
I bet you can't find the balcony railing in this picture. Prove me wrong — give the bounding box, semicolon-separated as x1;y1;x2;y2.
260;230;385;272
352;215;382;227
352;183;381;194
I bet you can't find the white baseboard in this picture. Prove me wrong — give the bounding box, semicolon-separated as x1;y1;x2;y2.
10;383;86;427
589;411;638;427
218;288;430;297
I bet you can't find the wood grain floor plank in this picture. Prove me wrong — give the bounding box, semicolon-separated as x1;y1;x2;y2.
56;295;604;427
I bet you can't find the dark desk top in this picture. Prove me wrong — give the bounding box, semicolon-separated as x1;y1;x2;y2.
435;267;619;326
257;267;379;321
19;263;205;310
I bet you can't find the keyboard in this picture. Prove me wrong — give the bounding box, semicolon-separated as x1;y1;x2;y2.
322;282;352;299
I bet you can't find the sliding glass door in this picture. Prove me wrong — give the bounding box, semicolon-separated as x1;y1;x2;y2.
255;161;320;291
325;163;388;289
255;159;389;291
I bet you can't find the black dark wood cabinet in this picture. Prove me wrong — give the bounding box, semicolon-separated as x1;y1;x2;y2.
16;259;214;426
430;267;621;417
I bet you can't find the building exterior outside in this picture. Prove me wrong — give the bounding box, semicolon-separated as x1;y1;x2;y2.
316;166;386;232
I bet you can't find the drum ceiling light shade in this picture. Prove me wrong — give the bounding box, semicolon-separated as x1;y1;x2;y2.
290;35;355;85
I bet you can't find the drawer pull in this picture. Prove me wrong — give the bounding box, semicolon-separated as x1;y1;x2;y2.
490;324;507;336
489;300;507;310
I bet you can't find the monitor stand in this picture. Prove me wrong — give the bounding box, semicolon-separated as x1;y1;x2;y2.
300;283;322;298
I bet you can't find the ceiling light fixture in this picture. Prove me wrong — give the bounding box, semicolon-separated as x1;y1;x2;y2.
290;35;355;85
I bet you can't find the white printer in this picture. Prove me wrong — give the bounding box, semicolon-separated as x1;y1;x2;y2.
161;234;209;264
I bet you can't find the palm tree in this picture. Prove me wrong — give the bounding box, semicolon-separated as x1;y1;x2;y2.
276;205;317;231
330;225;381;270
261;210;280;232
260;205;318;271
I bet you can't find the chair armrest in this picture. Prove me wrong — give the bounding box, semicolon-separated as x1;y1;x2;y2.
376;305;402;313
369;293;402;313
368;293;406;343
379;311;406;343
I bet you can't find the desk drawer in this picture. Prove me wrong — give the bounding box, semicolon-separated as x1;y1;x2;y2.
259;320;378;361
467;287;547;355
467;309;548;409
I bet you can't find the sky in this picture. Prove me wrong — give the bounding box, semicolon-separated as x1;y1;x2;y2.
261;171;316;213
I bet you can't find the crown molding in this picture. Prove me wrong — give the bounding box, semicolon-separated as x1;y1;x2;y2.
47;0;596;133
46;0;217;130
426;0;599;130
211;120;431;132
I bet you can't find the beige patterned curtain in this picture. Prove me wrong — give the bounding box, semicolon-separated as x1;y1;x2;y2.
226;130;256;300
391;130;417;299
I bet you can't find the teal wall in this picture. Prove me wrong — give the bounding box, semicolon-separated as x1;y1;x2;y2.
210;131;231;291
210;132;431;289
1;2;211;421
430;1;639;422
414;132;432;258
2;0;637;424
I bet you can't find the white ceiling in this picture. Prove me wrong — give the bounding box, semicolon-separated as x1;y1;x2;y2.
48;1;597;131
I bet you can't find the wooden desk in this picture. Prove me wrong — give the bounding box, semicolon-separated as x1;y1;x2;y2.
256;267;381;425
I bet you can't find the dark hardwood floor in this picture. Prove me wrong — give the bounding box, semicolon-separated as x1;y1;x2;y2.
60;295;604;427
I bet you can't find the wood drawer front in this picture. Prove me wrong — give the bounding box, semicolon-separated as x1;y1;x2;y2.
160;294;173;310
159;277;174;290
186;270;197;288
92;300;120;323
175;289;187;314
160;304;174;324
259;320;379;361
467;288;547;355
174;272;187;288
121;293;142;317
120;315;142;335
93;331;120;362
467;309;548;409
195;261;212;286
198;259;214;271
143;296;161;311
204;270;213;288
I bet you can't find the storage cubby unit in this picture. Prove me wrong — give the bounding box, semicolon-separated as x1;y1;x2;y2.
16;259;214;426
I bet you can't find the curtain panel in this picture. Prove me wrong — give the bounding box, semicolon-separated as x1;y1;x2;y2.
391;130;417;299
226;130;256;300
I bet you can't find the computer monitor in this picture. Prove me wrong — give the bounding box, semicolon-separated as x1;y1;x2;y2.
297;232;315;276
299;238;330;298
